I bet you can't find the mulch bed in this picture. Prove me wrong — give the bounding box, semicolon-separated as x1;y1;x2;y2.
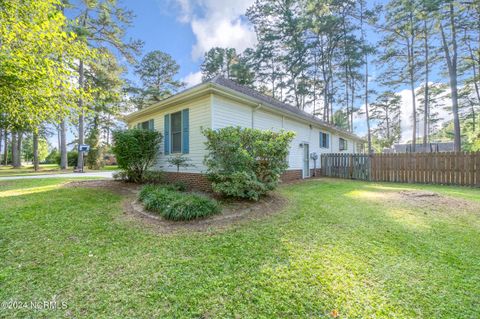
64;180;288;234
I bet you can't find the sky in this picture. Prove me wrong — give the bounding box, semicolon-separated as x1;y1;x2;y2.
124;0;449;143
125;0;257;87
58;0;451;148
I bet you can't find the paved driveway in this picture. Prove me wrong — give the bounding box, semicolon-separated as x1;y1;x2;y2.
0;171;115;181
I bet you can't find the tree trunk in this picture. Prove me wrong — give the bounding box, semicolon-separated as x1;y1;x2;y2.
11;132;18;167
3;130;8;166
0;128;3;165
106;114;111;146
449;74;461;151
423;19;430;146
409;72;417;151
33;132;39;171
407;30;417;152
365;55;372;154
361;0;371;154
467;38;480;133
60;118;68;169
386;107;390;141
439;4;461;151
17;132;22;167
12;131;21;168
77;59;85;170
350;81;355;134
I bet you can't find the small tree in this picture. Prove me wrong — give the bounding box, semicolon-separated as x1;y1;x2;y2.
167;154;195;173
112;129;162;183
203;127;295;200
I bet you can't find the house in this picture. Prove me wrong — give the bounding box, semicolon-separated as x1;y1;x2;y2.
385;142;455;153
124;76;363;188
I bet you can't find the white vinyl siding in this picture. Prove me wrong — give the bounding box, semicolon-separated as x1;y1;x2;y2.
212;95;252;129
253;109;283;131
283;118;312;170
129;93;360;174
129;96;211;173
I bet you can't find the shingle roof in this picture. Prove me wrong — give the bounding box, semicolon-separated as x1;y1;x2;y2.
209;76;361;141
125;75;363;141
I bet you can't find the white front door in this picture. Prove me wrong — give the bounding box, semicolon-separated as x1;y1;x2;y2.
303;143;310;178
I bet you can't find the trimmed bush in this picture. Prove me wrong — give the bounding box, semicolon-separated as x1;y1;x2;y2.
142;170;165;184
139;185;221;221
112;129;162;183
171;180;187;192
203;127;295;200
55;150;78;168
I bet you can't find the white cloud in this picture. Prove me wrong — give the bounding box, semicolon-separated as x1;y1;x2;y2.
397;85;451;143
173;0;257;59
183;71;203;87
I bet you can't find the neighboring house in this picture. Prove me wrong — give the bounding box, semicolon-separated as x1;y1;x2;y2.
385;142;455;153
124;76;363;187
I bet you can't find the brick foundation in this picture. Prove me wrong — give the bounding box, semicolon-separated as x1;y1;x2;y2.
310;169;322;177
163;169;314;191
163;172;211;191
280;169;303;182
279;169;322;181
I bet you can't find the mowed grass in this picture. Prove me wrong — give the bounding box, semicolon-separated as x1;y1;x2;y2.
0;164;118;177
0;178;479;318
0;164;62;177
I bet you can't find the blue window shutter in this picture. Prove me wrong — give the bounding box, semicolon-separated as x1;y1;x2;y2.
149;119;154;131
164;114;170;155
182;109;189;154
326;134;330;148
319;132;323;148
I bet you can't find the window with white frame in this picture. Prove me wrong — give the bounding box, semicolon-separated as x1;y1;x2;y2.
339;138;348;151
170;111;182;153
137;119;154;131
319;132;329;148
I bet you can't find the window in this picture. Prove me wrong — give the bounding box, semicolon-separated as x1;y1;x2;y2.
137;119;154;131
164;109;189;155
170;111;182;153
319;132;329;148
339;138;348;151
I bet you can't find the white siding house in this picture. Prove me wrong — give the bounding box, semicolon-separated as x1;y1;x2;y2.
125;77;363;179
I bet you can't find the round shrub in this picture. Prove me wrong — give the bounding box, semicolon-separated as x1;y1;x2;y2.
112;129;162;183
139;185;221;221
203;127;295;200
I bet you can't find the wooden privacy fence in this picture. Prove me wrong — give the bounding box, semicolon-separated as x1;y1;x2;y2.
321;152;480;187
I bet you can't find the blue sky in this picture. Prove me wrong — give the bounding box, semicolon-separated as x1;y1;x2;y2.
126;1;200;82
59;0;451;147
125;0;258;87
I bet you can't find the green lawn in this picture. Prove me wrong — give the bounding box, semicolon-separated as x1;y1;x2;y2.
1;178;479;318
0;164;118;177
0;164;62;177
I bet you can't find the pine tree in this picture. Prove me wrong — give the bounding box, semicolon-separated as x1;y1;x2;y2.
378;0;423;152
133;50;184;107
67;0;142;169
370;91;402;149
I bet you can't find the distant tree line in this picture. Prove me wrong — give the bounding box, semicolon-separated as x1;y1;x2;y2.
200;0;480;152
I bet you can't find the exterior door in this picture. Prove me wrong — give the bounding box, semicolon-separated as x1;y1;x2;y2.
303;143;310;178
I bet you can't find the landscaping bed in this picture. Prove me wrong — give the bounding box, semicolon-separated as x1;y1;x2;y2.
64;179;288;233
